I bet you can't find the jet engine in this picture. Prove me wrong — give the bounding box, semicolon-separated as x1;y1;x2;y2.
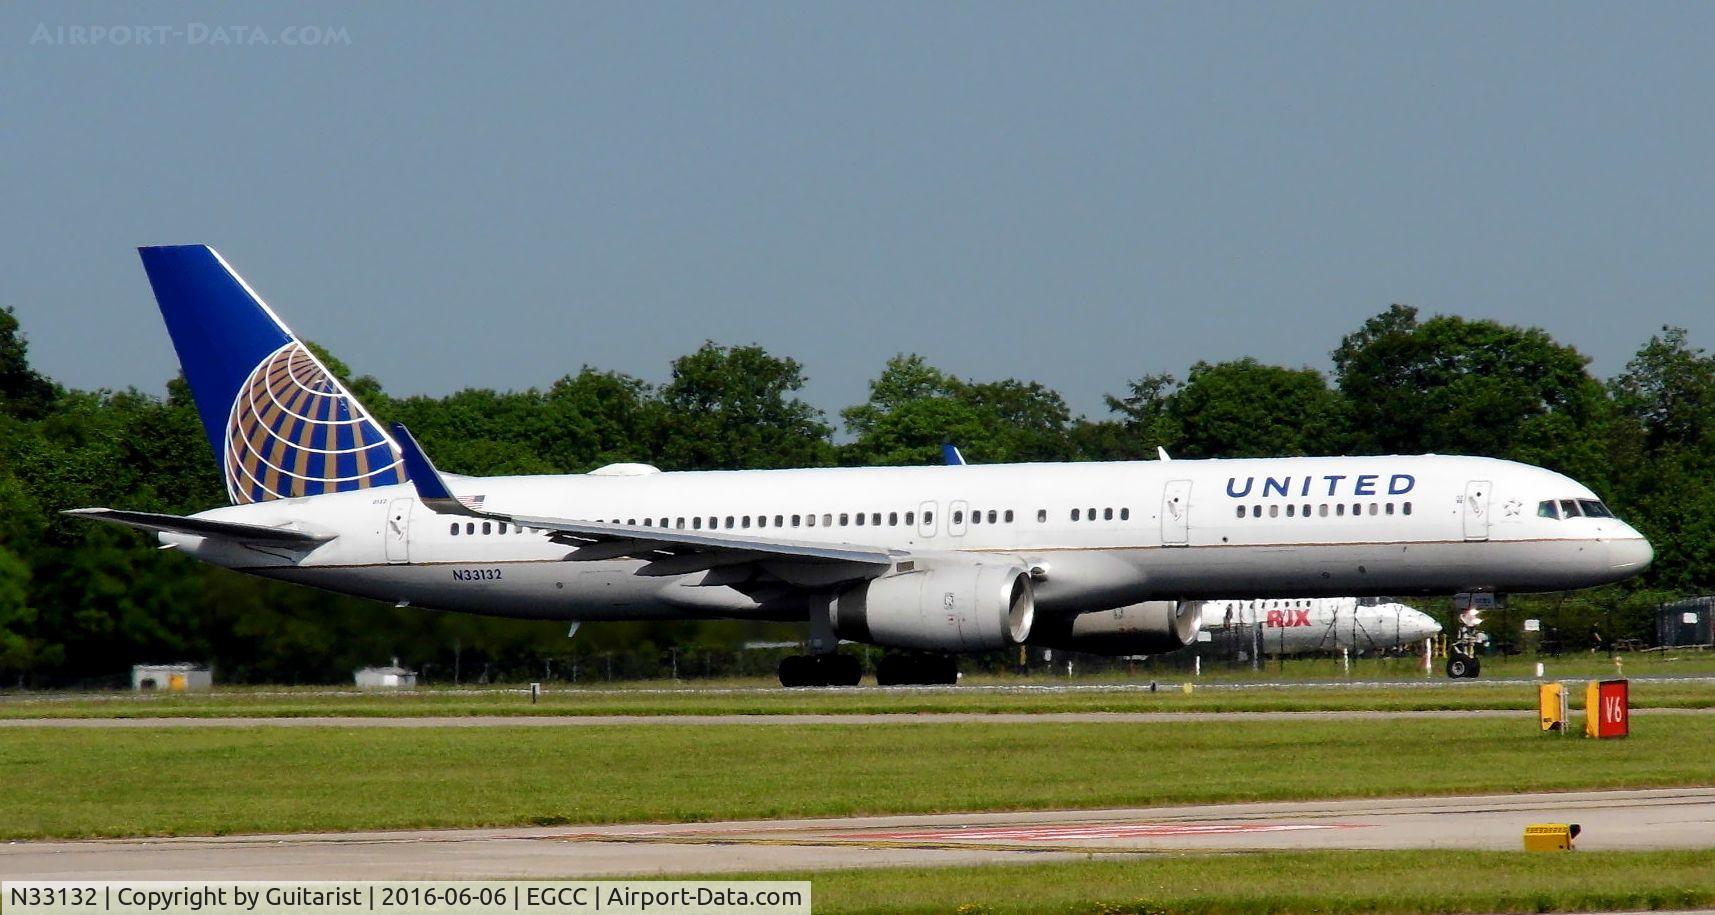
830;562;1034;652
1026;600;1202;656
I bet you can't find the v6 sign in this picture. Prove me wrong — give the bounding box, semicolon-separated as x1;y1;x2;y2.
1585;679;1629;739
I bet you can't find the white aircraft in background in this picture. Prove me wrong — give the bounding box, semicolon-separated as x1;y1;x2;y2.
1197;597;1441;655
70;246;1653;687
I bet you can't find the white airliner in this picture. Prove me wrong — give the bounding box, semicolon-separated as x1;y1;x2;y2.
69;246;1653;687
1196;597;1441;656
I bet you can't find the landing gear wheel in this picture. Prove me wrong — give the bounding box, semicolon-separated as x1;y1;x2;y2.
826;653;862;687
778;653;863;687
1464;656;1481;678
779;655;812;687
1446;654;1480;679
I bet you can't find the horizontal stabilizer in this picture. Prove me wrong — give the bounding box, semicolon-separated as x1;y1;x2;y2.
63;508;336;546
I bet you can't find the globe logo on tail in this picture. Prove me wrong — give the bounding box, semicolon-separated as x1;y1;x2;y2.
224;342;405;503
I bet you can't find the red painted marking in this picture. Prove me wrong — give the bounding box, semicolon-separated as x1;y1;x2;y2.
836;822;1366;842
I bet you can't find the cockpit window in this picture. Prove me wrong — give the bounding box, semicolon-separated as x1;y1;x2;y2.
1537;500;1560;520
1579;499;1615;518
1559;499;1582;518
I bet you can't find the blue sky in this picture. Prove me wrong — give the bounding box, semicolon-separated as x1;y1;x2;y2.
6;2;1713;421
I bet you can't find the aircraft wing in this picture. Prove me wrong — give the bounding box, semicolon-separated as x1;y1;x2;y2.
63;508;336;546
392;424;896;583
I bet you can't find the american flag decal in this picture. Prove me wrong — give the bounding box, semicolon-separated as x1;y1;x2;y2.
457;494;486;510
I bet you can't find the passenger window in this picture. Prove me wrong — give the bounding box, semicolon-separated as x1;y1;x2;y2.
1286;505;1296;518
984;510;995;524
725;516;735;529
872;512;882;526
1318;504;1328;517
1103;508;1113;521
1252;505;1261;518
466;522;475;535
970;511;981;526
1336;504;1345;517
1120;508;1130;521
1004;510;1014;523
774;515;784;527
498;524;508;535
1087;507;1096;520
1236;506;1245;519
1351;503;1361;516
1038;509;1048;523
889;512;899;526
806;514;816;527
839;513;849;526
1368;503;1378;516
742;516;751;528
1071;509;1080;521
676;517;686;529
1268;505;1279;518
1385;503;1395;515
924;511;933;524
693;517;702;530
792;514;802;527
905;511;915;525
855;513;865;526
822;513;833;526
1403;502;1412;516
450;523;459;536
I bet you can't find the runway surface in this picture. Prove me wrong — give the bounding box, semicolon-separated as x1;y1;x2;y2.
3;707;1713;727
8;788;1713;879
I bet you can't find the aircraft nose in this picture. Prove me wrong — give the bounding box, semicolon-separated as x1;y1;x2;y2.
1406;609;1442;640
1609;535;1654;575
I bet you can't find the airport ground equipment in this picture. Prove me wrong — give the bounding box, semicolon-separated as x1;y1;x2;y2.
1538;682;1567;732
1523;823;1580;851
1585;679;1629;738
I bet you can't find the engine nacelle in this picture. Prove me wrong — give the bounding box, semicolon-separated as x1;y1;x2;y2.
830;562;1035;652
1026;600;1202;656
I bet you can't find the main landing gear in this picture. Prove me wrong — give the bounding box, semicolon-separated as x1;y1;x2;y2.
875;653;959;686
777;653;862;688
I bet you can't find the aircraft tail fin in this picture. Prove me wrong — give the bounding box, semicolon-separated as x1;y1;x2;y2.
137;245;406;504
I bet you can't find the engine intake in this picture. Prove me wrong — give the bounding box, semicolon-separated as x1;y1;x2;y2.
1027;600;1202;656
831;562;1034;652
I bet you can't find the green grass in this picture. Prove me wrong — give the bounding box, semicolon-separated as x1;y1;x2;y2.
752;849;1715;914
3;669;1712;718
1;716;1710;840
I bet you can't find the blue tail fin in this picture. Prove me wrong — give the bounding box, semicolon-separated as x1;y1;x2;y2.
138;245;406;504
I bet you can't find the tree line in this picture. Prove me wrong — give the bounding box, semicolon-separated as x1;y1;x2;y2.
0;304;1711;685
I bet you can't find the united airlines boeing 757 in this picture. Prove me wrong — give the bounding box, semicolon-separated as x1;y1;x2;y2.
69;246;1653;686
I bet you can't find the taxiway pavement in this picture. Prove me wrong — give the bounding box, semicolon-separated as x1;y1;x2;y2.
7;787;1713;880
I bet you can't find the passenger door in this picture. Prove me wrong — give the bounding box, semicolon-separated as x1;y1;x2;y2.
917;500;938;538
1462;480;1491;542
1161;479;1192;546
385;497;412;563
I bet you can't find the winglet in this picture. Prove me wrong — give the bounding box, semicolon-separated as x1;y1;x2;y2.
392;423;477;515
941;443;966;466
1157;446;1172;462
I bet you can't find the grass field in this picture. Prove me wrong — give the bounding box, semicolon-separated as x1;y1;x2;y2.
4;668;1712;719
759;849;1715;914
2;716;1711;840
